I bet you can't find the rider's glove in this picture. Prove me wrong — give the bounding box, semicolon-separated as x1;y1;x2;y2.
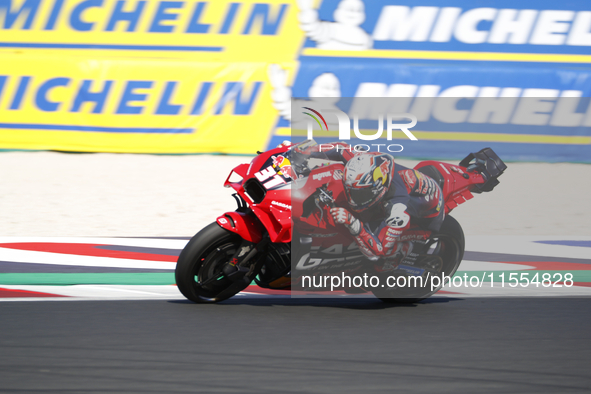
330;207;361;236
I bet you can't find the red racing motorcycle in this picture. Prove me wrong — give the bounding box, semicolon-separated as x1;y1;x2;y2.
175;141;506;303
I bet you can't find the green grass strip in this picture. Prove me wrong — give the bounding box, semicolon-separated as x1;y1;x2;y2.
0;273;175;286
454;270;591;283
1;270;589;286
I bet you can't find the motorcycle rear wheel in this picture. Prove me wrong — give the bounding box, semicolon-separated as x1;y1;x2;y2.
175;222;248;303
372;215;465;303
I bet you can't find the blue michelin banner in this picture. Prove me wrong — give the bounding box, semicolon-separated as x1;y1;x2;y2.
290;58;591;98
267;58;591;162
299;0;591;58
265;0;591;162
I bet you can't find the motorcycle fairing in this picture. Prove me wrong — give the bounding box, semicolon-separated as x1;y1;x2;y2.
216;212;265;244
222;145;294;243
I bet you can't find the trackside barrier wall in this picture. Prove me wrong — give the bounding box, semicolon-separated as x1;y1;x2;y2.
1;0;591;161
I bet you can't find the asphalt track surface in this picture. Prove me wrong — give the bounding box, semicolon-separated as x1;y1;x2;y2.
1;296;591;393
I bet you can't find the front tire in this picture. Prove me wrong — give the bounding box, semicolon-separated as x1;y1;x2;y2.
175;223;247;303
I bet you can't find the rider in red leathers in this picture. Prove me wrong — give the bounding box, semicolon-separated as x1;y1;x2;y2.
316;143;445;262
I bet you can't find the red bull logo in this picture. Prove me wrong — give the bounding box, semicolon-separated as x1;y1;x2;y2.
272;155;295;179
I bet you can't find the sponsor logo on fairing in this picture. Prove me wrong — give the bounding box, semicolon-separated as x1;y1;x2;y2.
333;169;344;180
312;171;332;181
271;200;291;210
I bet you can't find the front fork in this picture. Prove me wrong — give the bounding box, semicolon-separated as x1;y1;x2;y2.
222;237;269;284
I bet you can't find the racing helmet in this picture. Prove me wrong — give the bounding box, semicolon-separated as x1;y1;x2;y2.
343;153;394;212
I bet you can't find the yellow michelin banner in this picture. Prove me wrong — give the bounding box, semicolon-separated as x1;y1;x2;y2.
0;0;302;61
0;53;298;153
0;0;302;153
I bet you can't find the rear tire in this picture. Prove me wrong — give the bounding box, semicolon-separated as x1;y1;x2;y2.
373;215;465;303
175;223;247;303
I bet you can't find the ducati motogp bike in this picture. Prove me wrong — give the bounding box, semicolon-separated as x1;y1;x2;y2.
175;140;506;303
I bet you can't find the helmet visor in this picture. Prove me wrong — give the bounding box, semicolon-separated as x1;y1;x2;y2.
345;184;380;211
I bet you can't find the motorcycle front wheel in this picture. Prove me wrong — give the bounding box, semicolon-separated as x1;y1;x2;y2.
175;222;249;303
